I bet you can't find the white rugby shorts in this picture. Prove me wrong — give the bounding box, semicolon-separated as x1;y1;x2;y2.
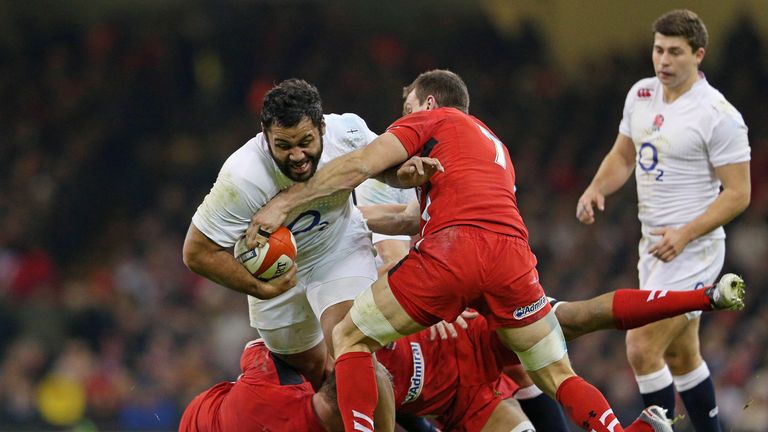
247;234;377;354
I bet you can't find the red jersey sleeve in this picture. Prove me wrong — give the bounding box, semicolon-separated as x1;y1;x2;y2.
386;110;446;157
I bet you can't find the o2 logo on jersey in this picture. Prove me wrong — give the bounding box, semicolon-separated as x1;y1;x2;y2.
638;142;664;181
286;210;330;235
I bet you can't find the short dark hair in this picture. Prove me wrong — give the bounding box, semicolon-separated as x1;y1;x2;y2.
403;69;470;114
653;9;708;51
260;79;323;132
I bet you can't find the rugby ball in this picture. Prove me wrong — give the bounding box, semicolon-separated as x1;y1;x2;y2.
234;226;297;280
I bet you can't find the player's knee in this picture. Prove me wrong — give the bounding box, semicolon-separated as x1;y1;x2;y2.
626;339;664;369
346;287;405;348
664;349;702;374
331;318;359;355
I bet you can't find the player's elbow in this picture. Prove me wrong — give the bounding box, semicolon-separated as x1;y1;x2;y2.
729;185;751;215
737;188;751;213
182;240;205;274
402;205;421;235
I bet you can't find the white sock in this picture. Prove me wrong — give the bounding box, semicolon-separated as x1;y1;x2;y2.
636;365;674;394
510;420;536;432
673;361;710;392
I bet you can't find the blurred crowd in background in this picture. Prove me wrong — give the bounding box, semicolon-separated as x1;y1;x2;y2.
1;2;766;431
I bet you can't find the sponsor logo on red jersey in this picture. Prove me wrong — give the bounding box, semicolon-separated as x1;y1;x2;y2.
403;342;425;404
514;296;547;320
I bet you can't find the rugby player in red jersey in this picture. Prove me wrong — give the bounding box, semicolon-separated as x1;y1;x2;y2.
180;339;346;432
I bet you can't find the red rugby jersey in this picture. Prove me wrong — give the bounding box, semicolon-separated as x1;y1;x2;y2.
180;341;324;432
387;108;528;239
376;316;519;418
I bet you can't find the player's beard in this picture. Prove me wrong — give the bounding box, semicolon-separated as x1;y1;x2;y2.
274;137;323;182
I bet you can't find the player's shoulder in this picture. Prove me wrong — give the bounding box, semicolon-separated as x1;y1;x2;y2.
222;135;269;168
323;112;377;152
324;112;374;136
626;77;660;102
697;81;745;123
220;135;276;189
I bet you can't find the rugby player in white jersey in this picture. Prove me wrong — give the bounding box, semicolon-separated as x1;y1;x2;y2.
181;79;388;412
576;10;751;431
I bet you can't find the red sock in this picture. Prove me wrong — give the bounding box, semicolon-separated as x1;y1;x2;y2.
625;418;654;432
335;352;378;432
612;288;712;330
556;376;624;432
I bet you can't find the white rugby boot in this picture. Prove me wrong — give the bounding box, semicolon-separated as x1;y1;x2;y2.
706;273;746;310
635;405;673;432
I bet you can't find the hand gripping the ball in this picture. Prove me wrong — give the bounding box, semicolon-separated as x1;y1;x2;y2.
234;226;297;280
256;264;298;299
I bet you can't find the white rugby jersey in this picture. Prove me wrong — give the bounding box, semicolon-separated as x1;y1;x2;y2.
355;179;416;244
619;76;750;240
192;113;378;270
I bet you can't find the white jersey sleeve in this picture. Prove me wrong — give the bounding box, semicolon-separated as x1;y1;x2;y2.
356;179;416;244
707;102;750;167
618;80;647;138
322;113;379;158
